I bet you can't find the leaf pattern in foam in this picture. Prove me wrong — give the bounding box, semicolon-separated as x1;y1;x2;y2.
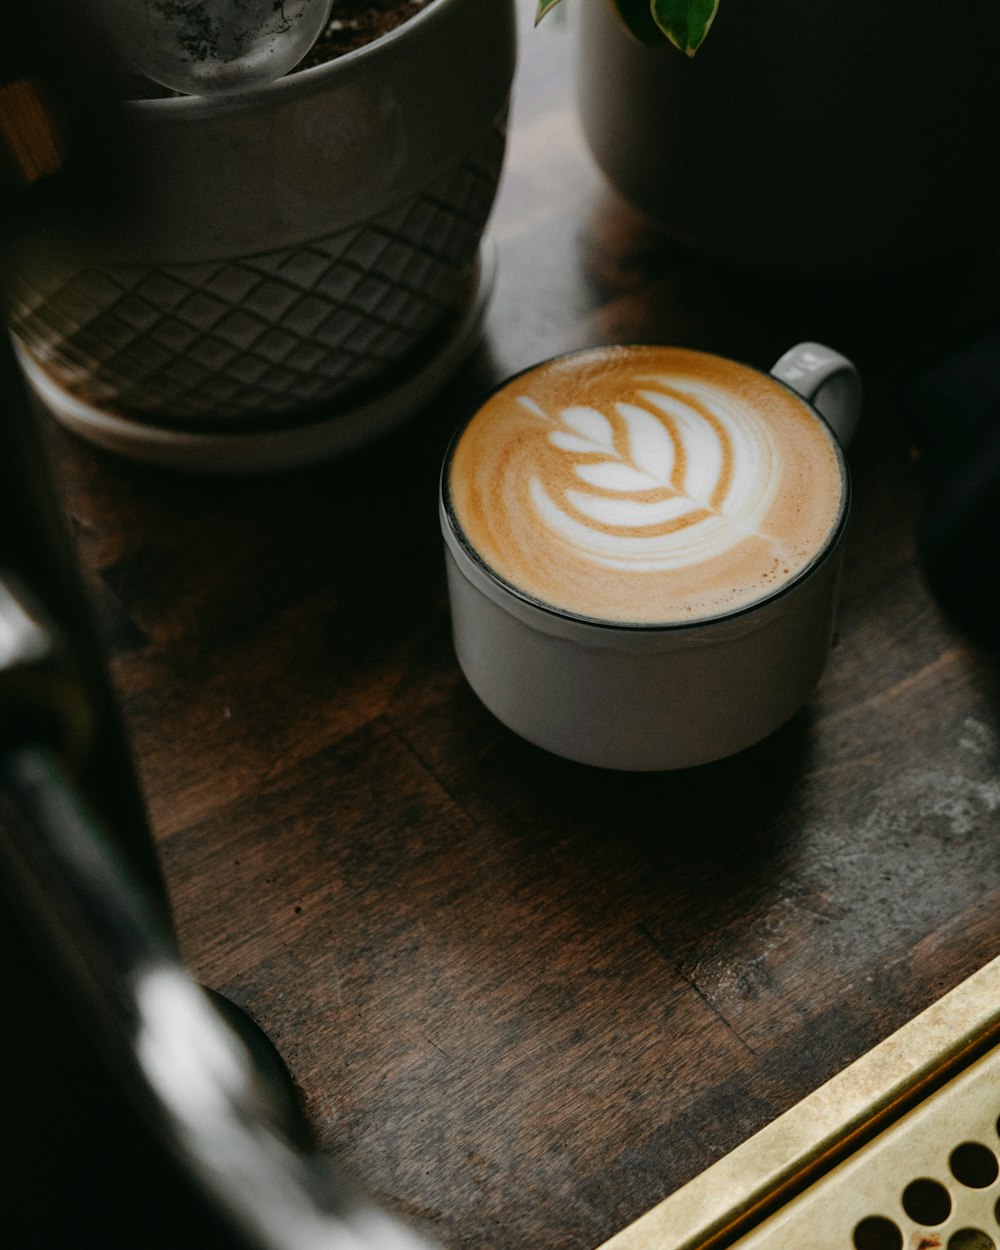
537;393;690;505
573;461;663;492
554;406;616;453
616;401;676;484
530;388;731;518
521;380;785;570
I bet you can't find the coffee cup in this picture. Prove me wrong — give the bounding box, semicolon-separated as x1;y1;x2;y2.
439;342;860;771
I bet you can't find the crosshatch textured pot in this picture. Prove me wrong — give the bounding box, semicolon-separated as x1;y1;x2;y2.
578;0;1000;279
6;0;516;432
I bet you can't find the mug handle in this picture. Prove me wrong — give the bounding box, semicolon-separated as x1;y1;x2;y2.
770;341;862;449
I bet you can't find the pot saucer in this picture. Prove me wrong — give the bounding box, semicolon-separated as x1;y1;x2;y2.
17;242;496;474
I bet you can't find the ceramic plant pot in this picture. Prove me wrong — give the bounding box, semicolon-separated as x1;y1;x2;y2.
577;0;1000;279
7;0;516;470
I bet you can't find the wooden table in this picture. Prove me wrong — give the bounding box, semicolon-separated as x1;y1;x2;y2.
45;6;1000;1248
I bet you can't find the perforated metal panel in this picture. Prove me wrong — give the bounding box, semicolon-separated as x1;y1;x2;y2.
733;1043;1000;1250
599;957;1000;1250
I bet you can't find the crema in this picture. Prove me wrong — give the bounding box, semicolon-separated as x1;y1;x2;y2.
445;346;846;625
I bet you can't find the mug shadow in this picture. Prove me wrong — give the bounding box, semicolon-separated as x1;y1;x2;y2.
463;696;817;938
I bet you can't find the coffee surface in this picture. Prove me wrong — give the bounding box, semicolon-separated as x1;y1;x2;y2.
446;346;846;625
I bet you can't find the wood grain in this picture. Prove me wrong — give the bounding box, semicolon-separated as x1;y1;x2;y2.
43;6;1000;1249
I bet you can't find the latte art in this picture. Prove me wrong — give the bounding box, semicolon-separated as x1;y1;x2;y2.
447;346;846;624
521;377;785;573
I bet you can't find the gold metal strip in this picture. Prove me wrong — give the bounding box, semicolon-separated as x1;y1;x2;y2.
599;955;1000;1250
731;1038;1000;1248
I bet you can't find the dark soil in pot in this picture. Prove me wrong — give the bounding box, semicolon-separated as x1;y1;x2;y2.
299;0;433;67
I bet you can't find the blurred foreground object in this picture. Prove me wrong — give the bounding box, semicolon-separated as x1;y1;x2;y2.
906;326;1000;652
1;3;131;234
2;10;439;1246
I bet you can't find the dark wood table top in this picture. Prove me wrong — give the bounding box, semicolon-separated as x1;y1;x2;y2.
46;6;1000;1249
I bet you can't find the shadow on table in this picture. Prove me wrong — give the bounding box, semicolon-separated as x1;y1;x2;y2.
447;688;817;936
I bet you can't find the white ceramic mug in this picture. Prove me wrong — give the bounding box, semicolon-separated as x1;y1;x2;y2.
439;342;860;771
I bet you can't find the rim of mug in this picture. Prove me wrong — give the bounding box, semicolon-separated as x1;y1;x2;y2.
439;343;852;635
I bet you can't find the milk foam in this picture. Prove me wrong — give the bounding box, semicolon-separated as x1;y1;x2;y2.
447;347;846;624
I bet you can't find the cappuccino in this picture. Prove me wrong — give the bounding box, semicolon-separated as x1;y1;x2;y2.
445;346;846;625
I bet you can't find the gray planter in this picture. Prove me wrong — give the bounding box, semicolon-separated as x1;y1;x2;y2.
8;0;516;468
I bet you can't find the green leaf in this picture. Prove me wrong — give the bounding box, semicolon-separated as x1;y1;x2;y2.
535;0;564;24
650;0;720;55
535;0;720;54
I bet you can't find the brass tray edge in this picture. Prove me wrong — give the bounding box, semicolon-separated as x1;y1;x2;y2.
598;953;1000;1250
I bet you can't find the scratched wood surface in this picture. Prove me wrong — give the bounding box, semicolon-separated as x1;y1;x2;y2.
45;5;1000;1249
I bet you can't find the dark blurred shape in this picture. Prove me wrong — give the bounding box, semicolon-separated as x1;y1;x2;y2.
1;724;436;1250
0;747;259;1250
2;4;243;1228
2;8;436;1249
1;2;132;241
906;325;1000;652
1;2;165;909
2;329;436;1245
